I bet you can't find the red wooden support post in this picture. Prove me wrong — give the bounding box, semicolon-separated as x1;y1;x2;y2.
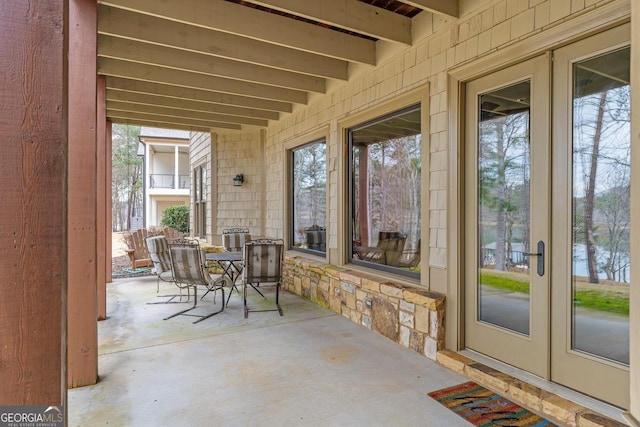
97;75;107;321
106;121;114;284
67;0;98;387
0;0;67;406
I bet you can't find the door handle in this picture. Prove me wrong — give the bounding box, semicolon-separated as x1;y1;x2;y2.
523;240;545;276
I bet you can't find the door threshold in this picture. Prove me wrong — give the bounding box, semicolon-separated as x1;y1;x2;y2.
437;349;627;426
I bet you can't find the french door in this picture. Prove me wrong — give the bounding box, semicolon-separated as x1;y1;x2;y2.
464;54;551;377
464;25;630;408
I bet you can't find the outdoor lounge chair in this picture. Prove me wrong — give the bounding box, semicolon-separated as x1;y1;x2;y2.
123;227;185;270
358;231;406;266
165;244;227;323
123;228;156;269
304;225;326;251
398;239;421;269
377;235;407;266
242;238;284;318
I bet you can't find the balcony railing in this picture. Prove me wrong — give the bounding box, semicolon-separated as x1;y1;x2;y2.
178;175;189;189
150;174;190;189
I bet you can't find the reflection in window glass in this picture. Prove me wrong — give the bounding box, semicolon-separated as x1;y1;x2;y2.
349;106;421;278
476;81;531;335
193;164;206;239
572;47;630;364
290;140;326;254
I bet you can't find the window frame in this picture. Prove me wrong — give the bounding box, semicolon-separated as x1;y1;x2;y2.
193;163;207;239
288;137;328;256
347;104;422;280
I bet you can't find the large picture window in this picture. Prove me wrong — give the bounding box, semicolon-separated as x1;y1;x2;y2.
289;139;326;254
193;164;206;239
349;105;421;278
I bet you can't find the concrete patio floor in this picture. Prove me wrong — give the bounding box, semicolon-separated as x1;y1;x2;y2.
68;275;472;426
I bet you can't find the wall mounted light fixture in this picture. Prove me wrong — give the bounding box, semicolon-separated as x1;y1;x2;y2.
233;174;244;187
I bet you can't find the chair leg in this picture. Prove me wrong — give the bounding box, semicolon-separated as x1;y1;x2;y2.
276;282;283;316
244;281;283;318
192;288;224;324
248;283;265;298
243;282;248;318
225;279;241;305
163;285;225;324
163;285;199;319
149;281;192;305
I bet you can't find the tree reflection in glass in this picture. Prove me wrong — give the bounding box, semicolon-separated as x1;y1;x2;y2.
571;47;630;364
476;81;532;335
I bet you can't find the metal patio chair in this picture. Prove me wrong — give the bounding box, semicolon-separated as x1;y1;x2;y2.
219;228;251;298
242;238;284;318
165;244;227;324
145;235;190;304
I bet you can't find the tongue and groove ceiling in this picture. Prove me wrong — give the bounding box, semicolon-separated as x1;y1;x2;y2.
98;0;458;132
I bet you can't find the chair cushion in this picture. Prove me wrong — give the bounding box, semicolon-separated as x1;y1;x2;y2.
146;236;171;273
305;230;326;251
244;241;283;282
170;246;208;286
223;233;251;252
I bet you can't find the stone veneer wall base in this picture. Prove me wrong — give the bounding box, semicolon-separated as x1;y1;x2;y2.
283;256;445;360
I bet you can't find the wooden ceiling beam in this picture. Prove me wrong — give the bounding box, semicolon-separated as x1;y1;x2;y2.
109;117;211;133
106;77;291;113
99;57;308;104
107;100;269;127
247;0;412;45
107;109;242;130
106;89;280;121
98;35;326;93
100;0;376;64
98;4;349;79
400;0;458;19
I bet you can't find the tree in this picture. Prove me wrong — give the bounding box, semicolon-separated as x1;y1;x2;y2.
365;135;421;248
581;91;607;284
597;185;630;282
573;79;630;283
112;124;142;231
478;111;530;271
292;141;327;244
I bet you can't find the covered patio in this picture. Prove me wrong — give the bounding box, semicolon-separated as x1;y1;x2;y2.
2;1;639;426
68;275;470;425
69;275;623;425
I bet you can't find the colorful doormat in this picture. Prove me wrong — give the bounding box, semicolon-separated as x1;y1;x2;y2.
428;381;556;426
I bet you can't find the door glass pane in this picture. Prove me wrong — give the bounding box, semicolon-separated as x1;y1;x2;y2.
572;47;630;364
477;81;531;335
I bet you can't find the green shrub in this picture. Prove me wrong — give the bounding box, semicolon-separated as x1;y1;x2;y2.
161;205;190;234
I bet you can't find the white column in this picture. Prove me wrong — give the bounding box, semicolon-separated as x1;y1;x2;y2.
175;145;180;189
145;143;152;224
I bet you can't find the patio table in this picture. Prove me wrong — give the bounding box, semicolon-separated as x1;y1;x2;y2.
206;251;243;305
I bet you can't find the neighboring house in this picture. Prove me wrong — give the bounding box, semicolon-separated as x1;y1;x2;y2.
138;127;190;228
